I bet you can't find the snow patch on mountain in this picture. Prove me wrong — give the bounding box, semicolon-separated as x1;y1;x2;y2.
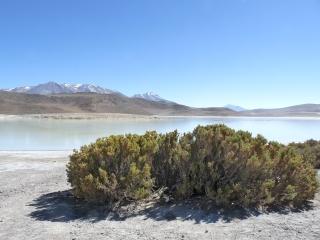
3;82;115;95
224;104;247;112
133;92;174;103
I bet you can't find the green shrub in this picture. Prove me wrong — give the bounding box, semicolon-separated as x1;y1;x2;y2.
174;125;318;207
67;132;159;203
67;124;319;208
290;140;320;169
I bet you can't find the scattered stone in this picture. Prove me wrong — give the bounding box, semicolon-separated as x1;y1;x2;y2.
160;194;171;204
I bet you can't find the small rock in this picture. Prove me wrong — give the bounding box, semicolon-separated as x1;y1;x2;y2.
161;194;170;203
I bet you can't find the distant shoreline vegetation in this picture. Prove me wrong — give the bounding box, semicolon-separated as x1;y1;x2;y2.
67;124;319;209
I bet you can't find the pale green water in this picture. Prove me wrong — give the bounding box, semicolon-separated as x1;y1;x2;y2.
1;117;320;150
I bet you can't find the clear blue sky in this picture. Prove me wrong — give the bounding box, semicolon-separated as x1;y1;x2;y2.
0;0;319;109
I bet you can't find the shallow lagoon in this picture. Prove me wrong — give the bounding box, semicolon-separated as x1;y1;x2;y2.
1;117;320;150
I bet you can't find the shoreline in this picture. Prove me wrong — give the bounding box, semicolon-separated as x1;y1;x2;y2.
1;113;320;120
0;150;73;155
0;113;160;121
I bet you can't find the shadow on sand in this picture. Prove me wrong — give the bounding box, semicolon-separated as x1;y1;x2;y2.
28;190;314;224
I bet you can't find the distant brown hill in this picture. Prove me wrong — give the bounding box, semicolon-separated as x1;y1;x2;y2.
1;91;319;117
0;91;235;116
241;104;320;117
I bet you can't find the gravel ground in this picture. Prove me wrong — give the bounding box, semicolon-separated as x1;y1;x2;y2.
0;151;319;240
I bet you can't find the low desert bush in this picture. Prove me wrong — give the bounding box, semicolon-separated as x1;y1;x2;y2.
290;140;320;169
177;125;318;207
67;125;319;208
67;132;159;203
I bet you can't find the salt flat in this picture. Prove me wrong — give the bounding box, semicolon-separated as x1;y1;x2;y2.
0;151;319;240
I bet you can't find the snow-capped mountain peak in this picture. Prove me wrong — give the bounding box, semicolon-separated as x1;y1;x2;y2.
7;86;32;93
224;104;247;112
133;92;174;103
3;82;116;95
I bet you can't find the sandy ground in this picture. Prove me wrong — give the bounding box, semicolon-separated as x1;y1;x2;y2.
0;151;319;240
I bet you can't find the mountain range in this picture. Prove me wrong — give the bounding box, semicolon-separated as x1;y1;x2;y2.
1;82;320;117
0;82;233;115
3;82;172;104
5;82;117;95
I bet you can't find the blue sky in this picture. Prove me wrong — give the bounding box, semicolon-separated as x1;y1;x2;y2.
0;0;319;109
